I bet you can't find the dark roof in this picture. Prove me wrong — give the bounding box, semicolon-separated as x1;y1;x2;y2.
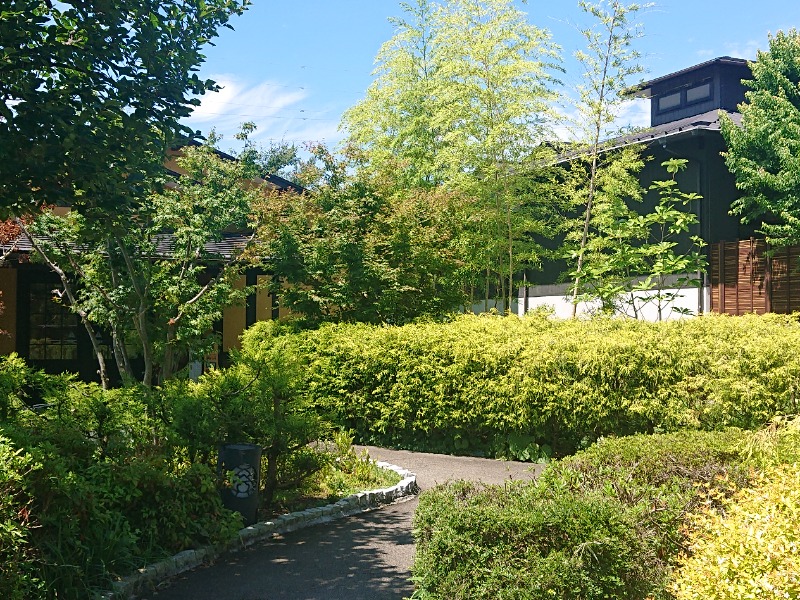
628;56;750;98
4;231;255;261
608;109;741;149
555;109;741;163
172;140;306;194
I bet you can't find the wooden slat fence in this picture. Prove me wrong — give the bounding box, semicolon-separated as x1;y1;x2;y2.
710;238;800;314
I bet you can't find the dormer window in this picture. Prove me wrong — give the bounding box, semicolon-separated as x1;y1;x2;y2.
656;79;714;114
628;57;749;127
658;92;682;111
686;82;712;103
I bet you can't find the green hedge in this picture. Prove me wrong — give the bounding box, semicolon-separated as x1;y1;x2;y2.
292;313;800;457
0;436;43;599
411;429;755;600
671;417;800;599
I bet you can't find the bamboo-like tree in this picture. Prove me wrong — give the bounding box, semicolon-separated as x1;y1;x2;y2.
341;0;443;190
342;0;561;313
566;0;650;316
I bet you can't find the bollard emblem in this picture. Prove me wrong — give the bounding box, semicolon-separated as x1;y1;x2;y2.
231;463;256;498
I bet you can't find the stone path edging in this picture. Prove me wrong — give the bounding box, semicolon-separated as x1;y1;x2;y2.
101;461;418;600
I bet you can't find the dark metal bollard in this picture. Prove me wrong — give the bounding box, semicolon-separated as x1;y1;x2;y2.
218;443;262;526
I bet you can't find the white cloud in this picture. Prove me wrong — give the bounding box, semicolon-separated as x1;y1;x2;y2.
184;75;342;147
615;98;651;130
721;39;762;61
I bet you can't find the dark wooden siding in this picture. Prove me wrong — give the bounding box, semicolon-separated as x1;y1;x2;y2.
710;239;800;314
769;245;800;313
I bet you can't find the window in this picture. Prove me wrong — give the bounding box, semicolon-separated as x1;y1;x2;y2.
658;92;681;111
686;82;712;103
657;80;714;114
28;282;78;360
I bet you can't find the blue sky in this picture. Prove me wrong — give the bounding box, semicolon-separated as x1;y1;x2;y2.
184;0;798;152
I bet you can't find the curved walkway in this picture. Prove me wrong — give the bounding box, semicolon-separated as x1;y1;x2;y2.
149;448;542;600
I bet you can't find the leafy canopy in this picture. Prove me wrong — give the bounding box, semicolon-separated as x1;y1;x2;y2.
0;0;249;214
721;29;800;248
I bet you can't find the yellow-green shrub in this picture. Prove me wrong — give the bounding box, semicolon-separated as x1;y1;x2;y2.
289;313;800;457
671;463;800;599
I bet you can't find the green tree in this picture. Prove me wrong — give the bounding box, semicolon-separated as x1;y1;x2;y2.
343;0;561;312
564;0;650;316
720;29;800;248
635;159;706;320
254;145;467;325
23;144;266;388
571;158;707;320
565;145;648;313
433;0;560;312
0;0;249;214
341;0;443;190
234;122;304;185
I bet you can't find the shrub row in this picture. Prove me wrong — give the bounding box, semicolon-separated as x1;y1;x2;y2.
671;463;800;599
412;429;754;599
412;420;800;599
1;316;402;599
0;325;331;600
291;313;800;457
671;418;800;599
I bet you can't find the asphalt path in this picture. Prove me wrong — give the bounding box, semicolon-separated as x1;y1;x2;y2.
150;447;542;600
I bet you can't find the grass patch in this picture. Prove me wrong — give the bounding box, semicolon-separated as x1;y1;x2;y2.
266;432;402;518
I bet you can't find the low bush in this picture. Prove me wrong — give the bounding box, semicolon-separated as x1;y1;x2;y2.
269;431;402;514
671;463;800;599
412;429;754;600
0;436;43;600
0;357;242;599
291;313;800;457
670;417;800;599
167;320;329;507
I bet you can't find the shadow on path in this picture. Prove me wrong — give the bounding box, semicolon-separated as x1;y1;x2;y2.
149;502;416;600
151;448;540;600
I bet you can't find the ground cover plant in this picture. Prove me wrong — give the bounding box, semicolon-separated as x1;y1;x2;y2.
670;416;800;599
268;431;401;516
292;312;800;459
412;418;800;599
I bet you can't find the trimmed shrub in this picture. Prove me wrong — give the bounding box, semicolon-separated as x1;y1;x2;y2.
168;320;330;506
290;313;800;457
412;430;754;600
671;463;800;599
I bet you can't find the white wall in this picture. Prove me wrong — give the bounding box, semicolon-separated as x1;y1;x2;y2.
517;278;708;321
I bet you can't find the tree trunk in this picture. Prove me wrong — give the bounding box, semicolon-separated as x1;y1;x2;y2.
161;322;178;386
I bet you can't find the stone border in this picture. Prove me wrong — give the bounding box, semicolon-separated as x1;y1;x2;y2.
100;461;417;600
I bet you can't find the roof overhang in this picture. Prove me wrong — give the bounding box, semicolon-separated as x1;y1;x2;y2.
625;56;750;99
554;109;740;164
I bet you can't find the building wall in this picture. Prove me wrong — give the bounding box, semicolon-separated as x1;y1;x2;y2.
518;278;706;321
220;274;290;353
0;268;17;355
222;276;247;352
256;274;290;321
